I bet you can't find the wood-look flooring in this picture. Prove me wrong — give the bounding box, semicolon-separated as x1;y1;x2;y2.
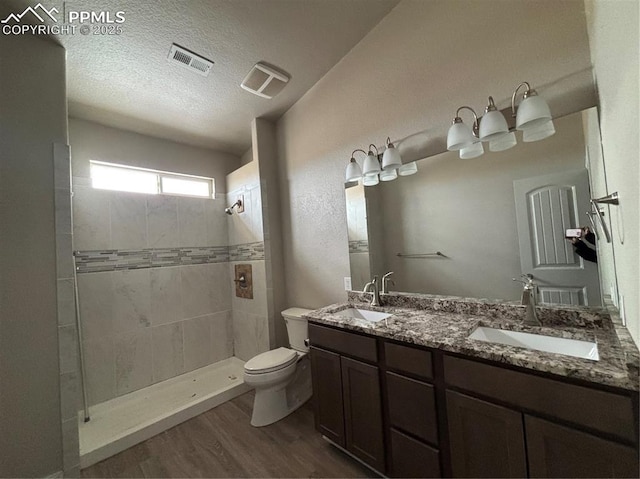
81;391;375;478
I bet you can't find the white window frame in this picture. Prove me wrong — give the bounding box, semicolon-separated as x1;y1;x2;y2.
90;160;215;199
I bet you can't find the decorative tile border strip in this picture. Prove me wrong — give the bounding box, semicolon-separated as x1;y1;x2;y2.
229;242;265;261
349;240;369;253
75;246;231;274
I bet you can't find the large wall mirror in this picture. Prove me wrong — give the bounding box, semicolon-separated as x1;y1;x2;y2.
345;107;617;306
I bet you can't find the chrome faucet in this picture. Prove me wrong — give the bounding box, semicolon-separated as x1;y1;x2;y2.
382;271;395;294
363;275;382;307
513;274;541;326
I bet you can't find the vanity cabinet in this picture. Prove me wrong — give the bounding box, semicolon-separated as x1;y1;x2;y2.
308;324;385;473
308;321;639;478
444;355;639;478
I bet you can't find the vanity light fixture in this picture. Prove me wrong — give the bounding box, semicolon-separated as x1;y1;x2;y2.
478;96;511;144
511;81;554;136
345;149;366;182
362;144;381;176
382;137;402;170
446;106;480;151
344;138;417;185
447;106;485;158
446;81;554;159
398;161;418;176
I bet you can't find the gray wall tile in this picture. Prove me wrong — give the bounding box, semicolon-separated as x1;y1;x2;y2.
208;262;231;313
59;372;79;422
54;144;71;190
177;197;207;247
112;269;151;333
147;196;178;248
232;310;268;361
210;310;233;363
55;188;72;234
152;322;184;382
61;417;79;471
72;186;111;250
183;315;212;372
115;329;153;396
57;278;76;327
83;337;115;406
77;272;114;341
111;193;147;249
181;264;212;319
58;325;78;374
56;233;74;280
150;267;182;325
205;198;229;247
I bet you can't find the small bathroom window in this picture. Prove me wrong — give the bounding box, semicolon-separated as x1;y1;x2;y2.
90;161;215;198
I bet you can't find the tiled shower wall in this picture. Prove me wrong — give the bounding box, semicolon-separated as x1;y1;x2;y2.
227;161;271;361
73;184;234;406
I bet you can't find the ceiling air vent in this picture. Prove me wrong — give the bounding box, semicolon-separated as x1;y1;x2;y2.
167;44;213;77
241;62;290;99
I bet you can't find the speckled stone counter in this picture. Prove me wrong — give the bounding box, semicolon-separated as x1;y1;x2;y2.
304;291;639;391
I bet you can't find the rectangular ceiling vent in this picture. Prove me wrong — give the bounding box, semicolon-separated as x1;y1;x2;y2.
167;44;213;77
241;62;290;99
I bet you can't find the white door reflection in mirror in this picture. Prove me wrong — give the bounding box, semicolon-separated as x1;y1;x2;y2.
514;170;601;306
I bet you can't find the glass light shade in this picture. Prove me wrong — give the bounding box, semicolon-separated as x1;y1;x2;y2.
362;174;379;186
382;145;402;170
516;95;552;130
523;119;556;142
345;158;362;182
447;121;476;151
459;141;484;159
362;153;381;175
380;168;398;181
489;131;517;152
479;110;510;141
398;161;418;176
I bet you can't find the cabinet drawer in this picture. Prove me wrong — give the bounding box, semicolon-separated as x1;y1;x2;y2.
386;372;438;445
444;355;636;442
390;428;440;478
385;342;432;380
309;323;377;362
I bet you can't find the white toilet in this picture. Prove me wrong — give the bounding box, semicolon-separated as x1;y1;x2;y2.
243;307;313;427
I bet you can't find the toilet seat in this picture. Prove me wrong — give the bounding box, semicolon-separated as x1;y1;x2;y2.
244;347;297;374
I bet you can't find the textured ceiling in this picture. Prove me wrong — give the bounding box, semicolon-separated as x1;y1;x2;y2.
6;0;399;155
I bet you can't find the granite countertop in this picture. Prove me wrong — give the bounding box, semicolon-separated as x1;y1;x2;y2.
304;292;639;392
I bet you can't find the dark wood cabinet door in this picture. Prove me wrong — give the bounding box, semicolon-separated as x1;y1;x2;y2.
447;390;527;478
341;356;385;473
390;428;441;478
526;415;639;478
309;347;345;447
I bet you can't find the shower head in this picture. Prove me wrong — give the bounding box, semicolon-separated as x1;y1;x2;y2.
225;199;242;215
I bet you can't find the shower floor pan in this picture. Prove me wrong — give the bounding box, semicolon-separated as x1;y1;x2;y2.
79;356;250;469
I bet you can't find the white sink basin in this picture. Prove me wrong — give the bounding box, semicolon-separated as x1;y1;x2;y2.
338;308;391;323
469;326;599;361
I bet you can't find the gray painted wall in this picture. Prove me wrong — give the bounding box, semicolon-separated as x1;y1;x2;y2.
0;34;67;477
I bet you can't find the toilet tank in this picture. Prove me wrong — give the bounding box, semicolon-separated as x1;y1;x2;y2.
282;307;312;352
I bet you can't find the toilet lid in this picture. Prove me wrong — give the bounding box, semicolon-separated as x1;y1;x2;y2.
244;347;297;374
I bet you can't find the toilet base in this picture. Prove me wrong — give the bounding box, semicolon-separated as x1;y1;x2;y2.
250;356;312;427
